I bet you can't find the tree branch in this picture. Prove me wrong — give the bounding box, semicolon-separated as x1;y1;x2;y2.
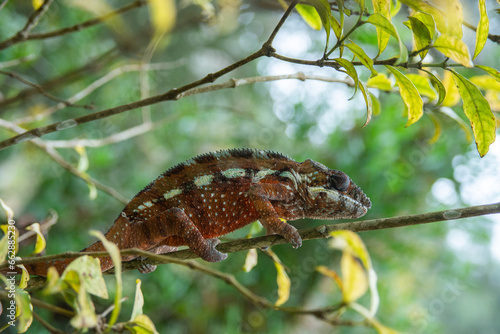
0;119;128;204
5;202;499;274
0;0;54;50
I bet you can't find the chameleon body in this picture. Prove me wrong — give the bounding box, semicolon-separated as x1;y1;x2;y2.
26;149;371;276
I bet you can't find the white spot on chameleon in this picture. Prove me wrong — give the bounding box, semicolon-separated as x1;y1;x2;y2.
194;174;214;187
222;168;246;178
164;188;182;200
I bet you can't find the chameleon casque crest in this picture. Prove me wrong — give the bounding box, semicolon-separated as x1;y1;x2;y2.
26;149;371;276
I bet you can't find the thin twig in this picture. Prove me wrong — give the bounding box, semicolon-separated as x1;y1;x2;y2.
0;70;93;110
0;0;9;11
0;49;117;109
12;60;185;125
463;21;500;45
0;119;128;204
32;311;67;334
0;54;36;69
0;0;54;50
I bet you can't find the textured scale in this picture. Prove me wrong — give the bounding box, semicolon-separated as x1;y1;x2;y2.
25;149;371;276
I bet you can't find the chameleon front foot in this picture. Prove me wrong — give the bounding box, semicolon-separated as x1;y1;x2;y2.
276;224;302;248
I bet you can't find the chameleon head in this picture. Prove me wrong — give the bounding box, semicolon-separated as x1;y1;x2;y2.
298;159;372;220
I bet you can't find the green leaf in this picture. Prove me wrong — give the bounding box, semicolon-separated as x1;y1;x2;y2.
473;0;489;59
450;69;496;157
90;230;123;328
330;14;342;40
367;13;398;40
296;4;322;30
399;0;446;35
385;65;423;126
63;256;109;299
303;0;332;44
346;42;377;77
369;92;381;116
334;58;359;98
475;65;500;83
15;289;33;333
408;16;431;58
367;73;392;91
412;12;436;40
70;284;98;330
334;0;345;35
421;69;446;106
434;35;472;68
358;80;373;126
405;74;437;101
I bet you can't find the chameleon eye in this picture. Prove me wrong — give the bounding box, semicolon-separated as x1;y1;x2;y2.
328;171;350;192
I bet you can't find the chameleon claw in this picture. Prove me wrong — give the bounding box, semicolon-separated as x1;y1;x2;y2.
199;238;228;262
137;256;157;274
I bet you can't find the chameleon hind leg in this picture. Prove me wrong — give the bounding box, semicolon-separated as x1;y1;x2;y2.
132;207;227;273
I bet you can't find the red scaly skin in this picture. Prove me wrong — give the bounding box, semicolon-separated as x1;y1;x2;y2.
24;149;371;276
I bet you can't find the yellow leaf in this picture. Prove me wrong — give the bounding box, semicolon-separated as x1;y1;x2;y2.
441;0;463;39
470;75;500;92
473;0;489;59
475;65;500;83
405;74;437;101
385;65;424;126
267;249;291;306
316;265;343;289
442;70;460;107
427;112;442;144
296;4;322;30
329;230;372;269
127;314;159;334
242;248;258;272
32;0;43;10
131;279;145;321
371;0;392;54
450;69;496;157
0;198;14;221
341;252;368;303
358;80;373;127
399;0;446;34
26;223;46;256
149;0;177;36
434;35;472;68
367;73;392;91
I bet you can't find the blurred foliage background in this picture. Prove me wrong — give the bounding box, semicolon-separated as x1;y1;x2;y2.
1;0;500;333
